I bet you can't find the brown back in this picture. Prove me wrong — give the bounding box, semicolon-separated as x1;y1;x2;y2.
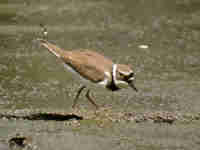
62;50;113;82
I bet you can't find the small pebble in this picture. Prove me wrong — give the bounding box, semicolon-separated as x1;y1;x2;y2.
138;44;149;49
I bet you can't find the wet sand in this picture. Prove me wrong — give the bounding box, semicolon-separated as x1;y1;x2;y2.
0;0;200;149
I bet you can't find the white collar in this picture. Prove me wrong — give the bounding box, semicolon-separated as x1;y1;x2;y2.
112;64;117;85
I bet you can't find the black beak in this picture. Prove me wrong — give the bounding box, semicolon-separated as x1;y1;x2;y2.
128;81;138;92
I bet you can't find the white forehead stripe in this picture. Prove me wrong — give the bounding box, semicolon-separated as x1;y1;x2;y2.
119;70;133;76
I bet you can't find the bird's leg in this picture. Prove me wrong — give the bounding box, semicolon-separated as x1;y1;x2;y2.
72;85;86;108
85;89;99;109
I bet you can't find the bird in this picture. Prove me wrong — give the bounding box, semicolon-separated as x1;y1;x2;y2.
37;39;138;109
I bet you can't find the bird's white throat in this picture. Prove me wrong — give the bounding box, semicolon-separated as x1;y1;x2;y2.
112;64;128;88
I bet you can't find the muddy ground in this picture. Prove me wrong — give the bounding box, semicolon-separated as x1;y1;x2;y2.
0;0;200;149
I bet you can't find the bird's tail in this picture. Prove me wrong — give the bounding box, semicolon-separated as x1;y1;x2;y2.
37;39;64;58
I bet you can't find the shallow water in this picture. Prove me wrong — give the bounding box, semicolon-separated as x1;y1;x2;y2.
0;0;200;149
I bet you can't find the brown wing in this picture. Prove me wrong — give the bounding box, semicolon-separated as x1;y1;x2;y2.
61;50;113;83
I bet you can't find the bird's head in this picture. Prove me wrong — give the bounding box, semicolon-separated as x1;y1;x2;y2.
112;64;138;92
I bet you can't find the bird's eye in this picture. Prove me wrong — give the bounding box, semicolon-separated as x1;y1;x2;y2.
128;72;134;77
119;72;134;80
119;72;125;77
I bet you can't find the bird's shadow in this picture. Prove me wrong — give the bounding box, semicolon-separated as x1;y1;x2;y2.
0;112;83;121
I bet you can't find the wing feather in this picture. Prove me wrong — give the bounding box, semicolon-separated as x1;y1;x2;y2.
62;50;113;83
